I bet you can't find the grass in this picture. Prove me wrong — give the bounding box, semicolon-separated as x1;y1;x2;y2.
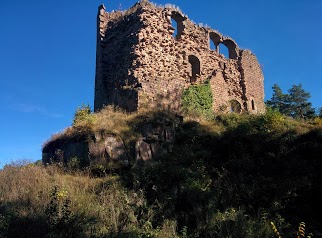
0;163;179;238
43;106;179;150
3;108;322;237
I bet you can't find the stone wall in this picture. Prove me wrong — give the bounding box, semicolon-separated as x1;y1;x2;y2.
239;50;266;113
94;0;265;114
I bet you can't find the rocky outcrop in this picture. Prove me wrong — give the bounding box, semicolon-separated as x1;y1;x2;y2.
89;132;129;166
42;133;129;168
42;115;178;168
135;119;175;161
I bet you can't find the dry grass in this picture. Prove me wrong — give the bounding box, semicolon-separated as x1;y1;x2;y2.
0;163;105;216
43;106;134;149
0;161;179;237
43;106;178;150
93;106;134;133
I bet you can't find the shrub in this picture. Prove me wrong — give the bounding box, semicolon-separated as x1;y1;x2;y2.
250;108;285;133
66;157;81;171
72;104;94;126
182;80;214;120
0;214;9;238
45;186;74;237
312;117;322;126
206;208;274;238
215;113;245;129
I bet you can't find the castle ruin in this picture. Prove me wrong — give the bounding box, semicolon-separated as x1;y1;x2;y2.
94;0;265;114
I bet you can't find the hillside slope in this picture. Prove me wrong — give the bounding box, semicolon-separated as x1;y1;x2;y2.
1;109;322;237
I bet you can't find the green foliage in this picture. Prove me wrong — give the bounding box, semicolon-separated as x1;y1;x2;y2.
182;80;213;119
312;117;322;126
127;111;322;237
215;109;285;133
318;107;322;118
66;157;80;170
267;84;289;114
45;186;74;237
72;104;94;126
0;214;9;238
267;84;315;119
251;107;285;133
180;226;188;238
206;208;273;238
288;84;315;118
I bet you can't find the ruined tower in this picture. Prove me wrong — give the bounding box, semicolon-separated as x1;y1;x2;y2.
94;0;265;113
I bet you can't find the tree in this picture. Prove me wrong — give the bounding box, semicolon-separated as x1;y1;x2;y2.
266;84;315;119
266;84;290;114
317;107;322;118
287;84;315;118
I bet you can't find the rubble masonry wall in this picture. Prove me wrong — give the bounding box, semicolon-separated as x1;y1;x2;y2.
94;1;265;113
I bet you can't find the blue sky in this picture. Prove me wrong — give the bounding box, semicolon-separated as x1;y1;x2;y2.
0;0;321;167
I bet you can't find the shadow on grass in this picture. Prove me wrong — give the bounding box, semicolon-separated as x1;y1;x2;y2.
120;116;322;236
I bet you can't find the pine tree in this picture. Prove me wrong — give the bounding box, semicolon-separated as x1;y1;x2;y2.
287;84;315;118
266;84;289;114
267;84;315;118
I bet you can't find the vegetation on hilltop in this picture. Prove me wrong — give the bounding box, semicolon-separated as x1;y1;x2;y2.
1;107;322;237
44;105;178;148
266;84;316;119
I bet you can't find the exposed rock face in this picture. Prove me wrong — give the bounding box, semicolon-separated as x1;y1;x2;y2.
88;133;128;166
94;0;265;114
42;133;129;167
42;116;177;167
135;120;175;161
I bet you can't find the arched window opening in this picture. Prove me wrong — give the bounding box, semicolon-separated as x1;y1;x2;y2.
209;32;221;52
222;39;238;59
170;11;185;39
218;43;229;59
251;99;255;110
170;18;178;37
188;55;200;83
229;100;242;113
210;40;216;51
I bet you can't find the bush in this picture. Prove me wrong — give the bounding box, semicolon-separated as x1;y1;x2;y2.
205;208;274;238
0;214;9;238
250;108;285;133
312;117;322;126
182;80;213;120
45;186;74;237
72;104;94;126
